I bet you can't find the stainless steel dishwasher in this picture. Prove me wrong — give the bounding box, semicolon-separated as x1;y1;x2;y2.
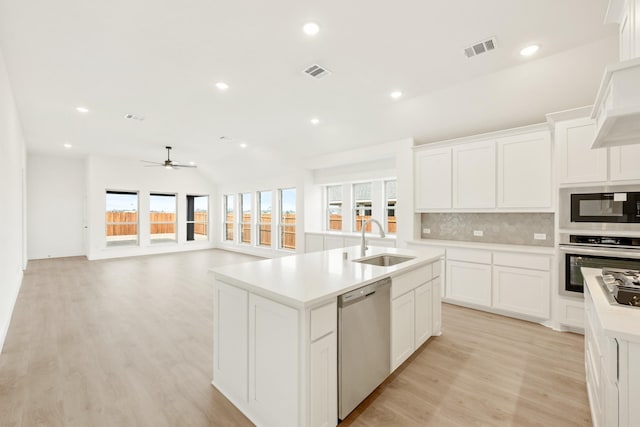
338;277;391;420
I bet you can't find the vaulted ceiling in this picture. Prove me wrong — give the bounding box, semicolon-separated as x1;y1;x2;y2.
0;0;618;183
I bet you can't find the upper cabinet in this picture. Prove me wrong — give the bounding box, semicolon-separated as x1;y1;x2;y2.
610;144;640;180
496;131;552;208
414;147;452;210
555;117;608;184
414;125;552;212
452;140;496;209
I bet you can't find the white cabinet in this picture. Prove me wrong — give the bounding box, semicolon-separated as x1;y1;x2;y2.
610;144;640;181
248;294;299;427
446;260;492;307
555;117;608;184
492;266;550;319
310;333;337;427
414;147;452;210
496;131;551;208
414;282;433;347
305;234;325;253
390;262;442;372
452;140;496;208
213;282;249;405
391;291;415;371
324;235;344;250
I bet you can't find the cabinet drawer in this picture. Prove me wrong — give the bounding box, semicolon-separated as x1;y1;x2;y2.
392;264;432;299
493;252;550;271
447;248;491;264
310;301;337;342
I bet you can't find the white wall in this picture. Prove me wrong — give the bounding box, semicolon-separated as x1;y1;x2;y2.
27;154;85;259
86;155;216;260
0;47;27;353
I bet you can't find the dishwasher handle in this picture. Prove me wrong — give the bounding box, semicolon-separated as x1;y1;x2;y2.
338;277;391;308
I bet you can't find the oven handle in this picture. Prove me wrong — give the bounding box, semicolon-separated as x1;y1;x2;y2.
559;244;640;258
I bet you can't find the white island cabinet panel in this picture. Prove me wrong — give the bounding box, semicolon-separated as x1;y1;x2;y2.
213;281;248;405
452;140;496;208
414;147;452;210
414;282;433;348
310;332;337;427
248;294;299;427
496;131;551;208
391;291;415;372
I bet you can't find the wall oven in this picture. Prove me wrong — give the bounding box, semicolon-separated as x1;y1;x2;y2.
559;234;640;297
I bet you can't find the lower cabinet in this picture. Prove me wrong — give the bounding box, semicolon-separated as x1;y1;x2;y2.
390;264;442;372
446;260;492;307
310;332;337;427
492;266;550;319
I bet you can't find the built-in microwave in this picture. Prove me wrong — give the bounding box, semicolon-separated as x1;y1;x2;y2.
571;191;640;223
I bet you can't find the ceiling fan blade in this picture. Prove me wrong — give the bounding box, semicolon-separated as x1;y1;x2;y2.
141;160;163;165
172;163;197;168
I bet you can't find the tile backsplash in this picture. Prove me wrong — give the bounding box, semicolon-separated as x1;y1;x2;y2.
420;213;554;247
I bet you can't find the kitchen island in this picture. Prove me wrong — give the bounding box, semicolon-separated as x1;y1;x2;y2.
211;245;444;427
582;268;640;427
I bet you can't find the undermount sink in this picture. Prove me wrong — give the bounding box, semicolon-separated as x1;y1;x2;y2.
353;254;415;267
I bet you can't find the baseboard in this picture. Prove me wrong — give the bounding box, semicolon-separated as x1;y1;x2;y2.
0;269;23;354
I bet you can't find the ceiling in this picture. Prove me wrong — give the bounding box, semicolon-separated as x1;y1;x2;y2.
0;0;618;184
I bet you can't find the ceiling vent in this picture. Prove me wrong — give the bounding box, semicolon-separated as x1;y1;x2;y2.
464;37;498;58
303;64;331;79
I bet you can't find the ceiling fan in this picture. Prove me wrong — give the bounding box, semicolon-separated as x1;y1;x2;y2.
142;146;196;169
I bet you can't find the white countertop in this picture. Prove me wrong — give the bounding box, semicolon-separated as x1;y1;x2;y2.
407;239;555;255
583;267;640;343
211;246;444;308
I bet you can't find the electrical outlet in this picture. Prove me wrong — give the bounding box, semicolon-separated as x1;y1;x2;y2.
423;228;431;234
534;233;547;240
473;230;483;237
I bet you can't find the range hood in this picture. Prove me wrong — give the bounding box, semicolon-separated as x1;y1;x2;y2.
591;57;640;149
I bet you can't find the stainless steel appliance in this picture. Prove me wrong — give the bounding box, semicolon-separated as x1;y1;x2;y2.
559;233;640;297
560;185;640;232
338;277;391;421
600;268;640;308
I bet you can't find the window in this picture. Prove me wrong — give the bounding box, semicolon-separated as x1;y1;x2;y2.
149;193;177;243
353;182;372;232
385;180;397;234
224;194;235;241
240;192;252;244
326;185;342;231
105;191;138;246
258;191;272;247
186;195;208;241
279;188;296;250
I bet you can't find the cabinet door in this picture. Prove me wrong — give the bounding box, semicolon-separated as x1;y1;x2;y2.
492;266;550;319
414;147;452;210
391;291;415;372
620;0;633;60
446;260;492;307
310;332;337;427
414;282;433;348
213;281;249;404
610;144;640;181
555;117;607;184
324;235;344;250
497;131;551;208
431;277;442;336
452;140;496;208
248;294;299;427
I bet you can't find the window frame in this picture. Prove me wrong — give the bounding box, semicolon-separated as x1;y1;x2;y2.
186;194;209;242
239;192;252;245
257;190;272;248
105;190;139;247
149;192;178;244
353;182;373;232
279;188;296;251
326;185;343;231
223;194;235;242
384;180;397;235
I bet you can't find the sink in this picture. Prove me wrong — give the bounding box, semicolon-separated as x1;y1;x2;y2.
353;254;415;267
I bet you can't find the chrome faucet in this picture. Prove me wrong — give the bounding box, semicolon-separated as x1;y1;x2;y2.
361;218;386;257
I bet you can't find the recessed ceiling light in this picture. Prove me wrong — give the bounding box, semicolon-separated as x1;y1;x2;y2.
303;22;320;36
63;143;72;149
75;106;89;113
124;113;144;121
215;82;229;91
390;91;403;99
520;44;540;57
239;143;247;149
310;118;320;125
189;161;196;166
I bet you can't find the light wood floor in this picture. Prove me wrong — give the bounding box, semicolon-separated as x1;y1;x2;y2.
0;250;591;427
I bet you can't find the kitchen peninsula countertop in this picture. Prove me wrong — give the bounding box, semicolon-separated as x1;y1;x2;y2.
582;267;640;343
211;246;444;308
